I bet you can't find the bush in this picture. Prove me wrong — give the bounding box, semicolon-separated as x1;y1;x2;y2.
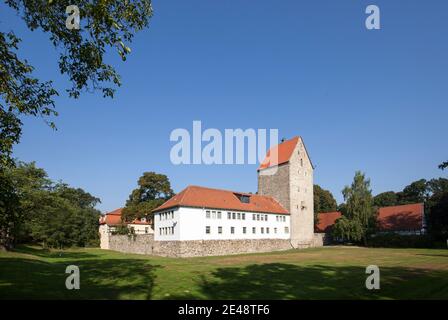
367;233;445;248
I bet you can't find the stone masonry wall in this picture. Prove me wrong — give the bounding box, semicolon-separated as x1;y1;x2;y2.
107;233;324;257
258;164;290;211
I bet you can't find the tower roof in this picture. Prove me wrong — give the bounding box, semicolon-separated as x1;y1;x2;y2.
258;136;299;170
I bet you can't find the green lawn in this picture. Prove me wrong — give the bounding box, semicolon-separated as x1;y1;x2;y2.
1;245;447;299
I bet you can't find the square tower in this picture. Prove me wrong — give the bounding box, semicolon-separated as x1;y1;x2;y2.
257;136;314;248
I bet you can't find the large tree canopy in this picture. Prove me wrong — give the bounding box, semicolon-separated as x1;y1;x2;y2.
0;0;152;166
122;172;174;223
1;161;101;249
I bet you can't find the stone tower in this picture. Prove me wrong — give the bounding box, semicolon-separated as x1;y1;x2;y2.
257;136;314;248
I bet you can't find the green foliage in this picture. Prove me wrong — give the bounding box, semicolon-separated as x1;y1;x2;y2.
332;171;376;244
1;161;101;248
332;216;364;242
398;179;428;204
439;161;448;170
373;191;398;207
426;191;448;241
1;0;152;166
111;224;132;235
313;184;337;226
367;234;440;249
0;168;21;249
122;172;174;223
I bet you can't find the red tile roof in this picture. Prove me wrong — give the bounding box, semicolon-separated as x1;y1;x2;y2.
99;208;151;226
258;136;299;170
377;203;424;232
315;212;342;233
153;185;289;215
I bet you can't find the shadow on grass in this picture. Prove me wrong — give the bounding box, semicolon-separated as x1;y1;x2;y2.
13;245;99;260
0;255;160;299
167;263;448;300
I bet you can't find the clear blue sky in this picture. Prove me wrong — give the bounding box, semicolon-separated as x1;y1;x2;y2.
2;0;447;212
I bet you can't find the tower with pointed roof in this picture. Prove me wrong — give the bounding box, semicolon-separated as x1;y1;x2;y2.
257;136;314;248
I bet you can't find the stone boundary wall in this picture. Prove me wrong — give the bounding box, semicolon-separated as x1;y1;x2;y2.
107;233;324;258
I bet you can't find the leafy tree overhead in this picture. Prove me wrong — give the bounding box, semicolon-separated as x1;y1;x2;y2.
332;171;376;245
373;191;398;207
0;0;153;166
122;172;174;223
439;161;448;170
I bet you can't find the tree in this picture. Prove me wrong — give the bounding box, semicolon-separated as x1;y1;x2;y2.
313;184;337;226
1;161;101;248
439;161;448;170
426;192;448;241
332;171;375;245
398;179;428;204
0;169;21;250
122;172;174;223
332;216;364;242
373;191;398;207
1;0;153;166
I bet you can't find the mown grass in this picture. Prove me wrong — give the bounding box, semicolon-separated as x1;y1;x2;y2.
1;245;447;299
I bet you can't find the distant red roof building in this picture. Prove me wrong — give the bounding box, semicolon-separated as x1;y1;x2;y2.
314;203;425;234
153;185;289;215
315;212;342;233
99;208;151;226
377;203;424;232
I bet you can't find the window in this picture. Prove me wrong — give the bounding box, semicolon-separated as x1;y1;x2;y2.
218;226;222;234
260;215;264;221
242;213;245;220
217;211;222;219
206;226;211;234
243;227;247;234
206;210;210;219
274;227;277;234
261;227;264;234
257;214;260;221
235;193;250;203
237;212;241;220
232;212;236;220
159;228;162;235
265;215;268;221
252;214;256;221
300;158;303;167
145;227;149;234
285;227;289;234
252;227;256;234
266;227;270;234
228;212;231;219
231;227;235;234
212;211;216;219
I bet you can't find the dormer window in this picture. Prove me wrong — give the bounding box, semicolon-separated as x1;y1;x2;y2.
235;193;250;204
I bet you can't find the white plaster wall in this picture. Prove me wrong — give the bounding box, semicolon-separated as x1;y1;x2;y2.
128;223;153;234
155;207;290;241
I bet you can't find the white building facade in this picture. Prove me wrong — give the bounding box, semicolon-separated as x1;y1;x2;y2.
154;206;290;241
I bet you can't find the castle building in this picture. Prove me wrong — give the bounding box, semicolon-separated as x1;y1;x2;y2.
100;136;319;257
152;136;314;246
